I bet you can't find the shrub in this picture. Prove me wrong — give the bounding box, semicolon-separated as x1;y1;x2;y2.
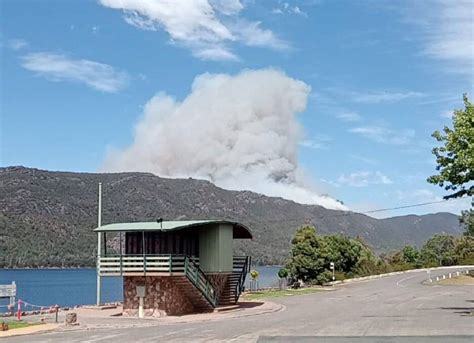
278;267;289;279
250;270;259;280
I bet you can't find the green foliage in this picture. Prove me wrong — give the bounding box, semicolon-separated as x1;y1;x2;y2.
286;225;326;283
286;226;474;284
460;209;474;237
250;269;259;280
420;234;457;266
277;267;288;279
315;270;333;285
401;246;420;265
286;225;379;284
427;94;474;200
454;236;474;264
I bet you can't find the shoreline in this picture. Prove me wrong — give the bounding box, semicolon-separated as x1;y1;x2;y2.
0;267;96;271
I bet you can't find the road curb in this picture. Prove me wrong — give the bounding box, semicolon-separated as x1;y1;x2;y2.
328;265;474;286
57;301;285;332
0;323;59;338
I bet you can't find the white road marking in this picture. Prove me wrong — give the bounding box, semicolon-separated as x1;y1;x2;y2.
82;333;126;342
396;274;418;288
139;327;196;342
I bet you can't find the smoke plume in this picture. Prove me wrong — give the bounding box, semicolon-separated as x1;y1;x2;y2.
103;69;346;210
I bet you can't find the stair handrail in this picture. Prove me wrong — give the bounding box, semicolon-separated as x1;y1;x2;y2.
184;256;218;307
234;256;250;303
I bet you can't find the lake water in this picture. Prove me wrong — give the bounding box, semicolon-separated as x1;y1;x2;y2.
0;266;280;312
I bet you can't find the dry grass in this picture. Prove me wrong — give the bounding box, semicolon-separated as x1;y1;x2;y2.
242;287;323;301
437;274;474;285
1;320;41;330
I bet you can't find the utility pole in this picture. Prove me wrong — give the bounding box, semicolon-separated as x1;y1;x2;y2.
96;182;102;306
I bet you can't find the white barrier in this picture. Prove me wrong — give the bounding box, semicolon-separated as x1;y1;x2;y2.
327;265;474;286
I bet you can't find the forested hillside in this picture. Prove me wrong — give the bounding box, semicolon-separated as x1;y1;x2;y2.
0;166;463;267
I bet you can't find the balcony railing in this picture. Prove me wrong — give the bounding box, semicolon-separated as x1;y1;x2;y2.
98;254;199;276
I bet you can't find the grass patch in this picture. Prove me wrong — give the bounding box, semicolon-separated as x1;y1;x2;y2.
437;274;474;286
1;320;41;330
242;287;322;301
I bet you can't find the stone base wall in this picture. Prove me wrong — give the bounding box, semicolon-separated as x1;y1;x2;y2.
207;273;230;299
123;276;195;317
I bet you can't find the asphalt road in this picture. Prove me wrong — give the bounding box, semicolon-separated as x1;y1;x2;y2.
5;267;474;342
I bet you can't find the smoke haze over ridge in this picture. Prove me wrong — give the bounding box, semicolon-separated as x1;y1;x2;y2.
103;69;346;210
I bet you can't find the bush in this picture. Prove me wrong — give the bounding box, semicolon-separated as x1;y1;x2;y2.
278;267;288;279
250;270;259;280
315;270;333;285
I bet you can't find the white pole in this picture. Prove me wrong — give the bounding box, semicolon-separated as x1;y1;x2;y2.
96;182;102;306
138;297;144;318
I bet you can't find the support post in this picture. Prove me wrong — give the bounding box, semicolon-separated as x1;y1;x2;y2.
142;231;146;275
96;182;102;307
119;232;123;275
138;297;144;318
10;281;16;307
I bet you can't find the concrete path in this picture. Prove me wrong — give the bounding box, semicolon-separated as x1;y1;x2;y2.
3;267;473;342
0;324;59;338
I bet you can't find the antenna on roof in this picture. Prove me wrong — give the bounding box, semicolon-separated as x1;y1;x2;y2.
157;217;163;229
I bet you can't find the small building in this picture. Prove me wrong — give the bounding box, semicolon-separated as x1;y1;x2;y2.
94;220;252;317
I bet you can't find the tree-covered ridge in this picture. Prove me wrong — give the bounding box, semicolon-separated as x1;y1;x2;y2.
0;166;465;268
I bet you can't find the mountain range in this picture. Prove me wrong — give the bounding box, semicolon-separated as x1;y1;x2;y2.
0;166;463;267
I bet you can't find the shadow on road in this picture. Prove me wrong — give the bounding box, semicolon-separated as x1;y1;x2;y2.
237;301;265;309
440;306;474;315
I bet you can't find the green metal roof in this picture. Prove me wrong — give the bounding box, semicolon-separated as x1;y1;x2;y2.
93;220;252;239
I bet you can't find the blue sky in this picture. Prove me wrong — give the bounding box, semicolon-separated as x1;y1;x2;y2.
1;0;472;217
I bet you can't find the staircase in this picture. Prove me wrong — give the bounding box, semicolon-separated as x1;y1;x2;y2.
218;256;251;305
173;275;215;311
173;256;218;311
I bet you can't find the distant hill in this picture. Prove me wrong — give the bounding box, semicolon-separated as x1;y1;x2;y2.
0;166;463;267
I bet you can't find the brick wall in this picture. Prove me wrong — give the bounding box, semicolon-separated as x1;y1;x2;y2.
123;276;195;317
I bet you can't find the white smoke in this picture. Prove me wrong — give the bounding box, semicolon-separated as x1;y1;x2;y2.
103;69;347;210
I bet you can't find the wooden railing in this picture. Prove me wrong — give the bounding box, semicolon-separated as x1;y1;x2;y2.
98;255;199;275
184;257;218;307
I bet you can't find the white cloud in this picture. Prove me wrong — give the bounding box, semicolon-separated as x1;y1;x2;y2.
335;111;361;122
349;126;415;145
98;0;288;61
325;87;424;104
102;68;346;210
406;0;473;76
272;3;307;16
338;171;393;188
350;91;424;104
9;38;28;51
441;110;453;119
349;154;378;165
230;19;287;50
21;52;129;93
320;178;340;188
299;134;332;150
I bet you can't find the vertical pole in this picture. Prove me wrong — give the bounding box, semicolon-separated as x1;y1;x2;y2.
17;300;21;321
96;182;102;306
120;232;123;275
103;232;107;256
138;296;144;318
10;281;15;307
142;231;146;275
